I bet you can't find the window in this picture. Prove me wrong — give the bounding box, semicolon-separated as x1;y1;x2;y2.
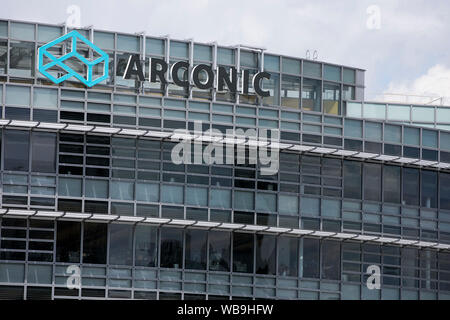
364;163;381;202
234;190;254;210
31;132;56;173
403;168;419;206
322;240;340;280
343;161;361;199
323;82;340;115
256;234;276;275
301;238;320;278
440;173;450;210
383;166;401;203
422;171;437;208
135;225;158;267
233;233;254;273
56;221;81;263
160;228;183;268
10;42;34;77
281;75;300;108
83;223;107;264
209;231;230;272
302;78;321;112
4;130;29;171
109;224;133;266
278;237;298;277
185;230;207;270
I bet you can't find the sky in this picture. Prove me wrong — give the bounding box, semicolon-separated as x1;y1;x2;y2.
2;0;450;104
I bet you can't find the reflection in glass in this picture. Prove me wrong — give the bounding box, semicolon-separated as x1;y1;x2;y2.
31;132;56;173
233;233;254;273
422;171;437;208
322;240;340;280
56;221;81;263
185;230;207;270
278;237;298;277
281;75;300;108
301;238;319;278
402;168;419;206
302;78;321;112
323;82;340;115
5;130;29;171
256;234;276;275
135;225;158;267
109;224;133;266
10;41;34;77
384;166;401;203
160;228;183;268
83;223;107;264
209;231;230;272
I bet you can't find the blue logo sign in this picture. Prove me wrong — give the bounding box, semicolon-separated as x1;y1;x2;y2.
38;30;109;87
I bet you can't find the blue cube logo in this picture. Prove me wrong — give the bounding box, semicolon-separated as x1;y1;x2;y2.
38;30;109;87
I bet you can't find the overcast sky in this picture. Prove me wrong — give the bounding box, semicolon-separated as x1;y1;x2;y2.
2;0;450;103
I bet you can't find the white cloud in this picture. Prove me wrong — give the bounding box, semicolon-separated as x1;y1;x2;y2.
383;64;450;105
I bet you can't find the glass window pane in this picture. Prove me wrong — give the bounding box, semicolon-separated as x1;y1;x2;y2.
136;182;159;202
4;130;29;171
58;178;82;197
146;38;165;56
303;61;321;78
324;65;340;82
209;231;231;272
9;42;34;77
422;171;437;208
37;25;62;43
384;166;401;203
344;119;362;138
363;103;385;119
256;234;276;275
170;41;188;58
194;44;212;61
109;224;133;266
94;31;114;50
364;163;381;202
234;190;254;210
282;57;301;75
322;240;340;280
440;173;450;210
56;221;81;263
412;106;434;122
83;223;107;264
135;225;158;267
344;161;361;199
256;193;276;212
281;75;300;108
422;130;438;148
403;168;419;206
343;68;355;84
404;127;420;146
346;102;362;118
365;122;382;141
217;47;234;65
301;238;320;278
160;228;183;268
0;40;6;74
210;188;231;208
117;34;139;52
279;194;298;215
384;124;401;143
185;230;207;270
185;186;208;206
240;51;258;68
278;237;298;277
264;54;279;72
31;132;56;173
11;22;34;41
323;82;340;115
302;78;321;112
85;179;108;199
33;88;57;108
233;233;254;273
6;85;30;105
388;104;410;121
161;185;184;204
110;181;134;200
0;21;7;38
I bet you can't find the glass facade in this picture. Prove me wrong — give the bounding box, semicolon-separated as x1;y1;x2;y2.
0;19;449;300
